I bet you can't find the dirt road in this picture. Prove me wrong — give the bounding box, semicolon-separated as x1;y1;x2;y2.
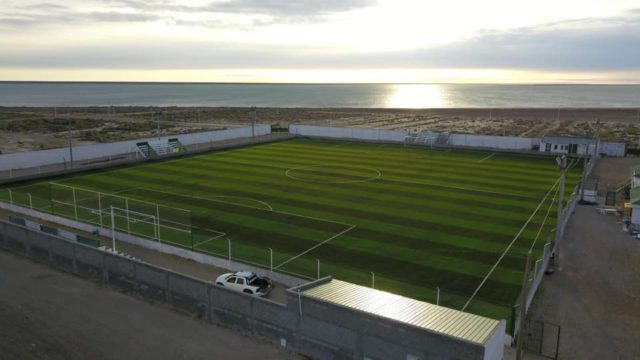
527;179;640;358
0;251;302;360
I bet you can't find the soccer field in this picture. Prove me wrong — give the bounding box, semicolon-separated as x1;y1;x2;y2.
2;138;582;321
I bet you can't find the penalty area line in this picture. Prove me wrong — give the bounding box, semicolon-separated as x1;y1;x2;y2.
273;224;356;270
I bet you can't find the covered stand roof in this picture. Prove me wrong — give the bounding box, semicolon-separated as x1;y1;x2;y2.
300;278;501;345
541;135;597;145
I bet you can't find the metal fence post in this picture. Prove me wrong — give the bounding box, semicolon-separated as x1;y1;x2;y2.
72;187;78;220
156;204;161;242
98;192;103;228
28;193;32;209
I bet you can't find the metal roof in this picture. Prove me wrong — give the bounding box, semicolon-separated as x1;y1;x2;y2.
301;279;500;345
541;135;597;145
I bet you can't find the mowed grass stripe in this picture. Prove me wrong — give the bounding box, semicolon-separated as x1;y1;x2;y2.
281;139;565;173
128;160;545;227
55;174;539;260
256;141;566;184
169;156;547;213
205;150;560;194
67;175;537;272
111;164;546;240
261;139;573;181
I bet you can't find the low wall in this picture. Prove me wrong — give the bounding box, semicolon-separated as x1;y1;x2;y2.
0;125;271;172
599;142;626;157
290;125;544;152
448;134;539;150
0;219;504;360
289;125;407;143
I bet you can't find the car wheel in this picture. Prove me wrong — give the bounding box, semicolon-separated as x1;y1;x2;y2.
243;289;253;295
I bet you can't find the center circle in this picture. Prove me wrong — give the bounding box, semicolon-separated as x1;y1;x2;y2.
285;164;381;184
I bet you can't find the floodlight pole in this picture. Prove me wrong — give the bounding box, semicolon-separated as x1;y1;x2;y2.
251;106;256;137
554;155;567;271
110;206;116;252
68;117;74;169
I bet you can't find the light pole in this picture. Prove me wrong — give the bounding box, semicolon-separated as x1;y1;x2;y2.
110;206;116;252
268;248;273;273
553;155;567;271
251;106;256;137
68;117;74;169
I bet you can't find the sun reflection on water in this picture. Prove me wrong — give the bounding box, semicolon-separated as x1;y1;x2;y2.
385;84;447;108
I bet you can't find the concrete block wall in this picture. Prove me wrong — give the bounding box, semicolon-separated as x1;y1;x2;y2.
0;219;504;360
0;126;270;171
290;125;407;143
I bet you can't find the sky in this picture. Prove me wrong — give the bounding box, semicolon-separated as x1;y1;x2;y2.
1;0;639;83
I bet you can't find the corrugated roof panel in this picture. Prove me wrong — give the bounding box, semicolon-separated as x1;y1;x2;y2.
302;279;500;345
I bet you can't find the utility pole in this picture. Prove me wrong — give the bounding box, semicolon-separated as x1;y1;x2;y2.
251;106;256;137
554;155;567;271
68;117;74;169
515;251;532;360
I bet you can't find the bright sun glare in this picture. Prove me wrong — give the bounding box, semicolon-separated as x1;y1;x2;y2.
385;84;447;108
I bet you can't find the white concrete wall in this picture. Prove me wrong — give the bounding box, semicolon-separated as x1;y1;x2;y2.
599;142;626;157
449;134;539;150
632;205;640;225
289;125;407;143
0;126;270;171
483;320;506;360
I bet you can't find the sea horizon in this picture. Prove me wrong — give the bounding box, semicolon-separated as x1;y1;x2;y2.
1;82;639;108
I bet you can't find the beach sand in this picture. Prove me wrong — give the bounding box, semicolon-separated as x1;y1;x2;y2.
0;107;638;154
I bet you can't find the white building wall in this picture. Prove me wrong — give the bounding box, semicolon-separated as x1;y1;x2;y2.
632;205;640;225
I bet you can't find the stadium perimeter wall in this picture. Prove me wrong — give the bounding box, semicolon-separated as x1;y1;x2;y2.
0;125;271;172
0;126;280;183
0;219;504;360
289;125;627;157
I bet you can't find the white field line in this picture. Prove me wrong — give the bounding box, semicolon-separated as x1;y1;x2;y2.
273;224;356;270
461;175;561;312
193;231;227;248
528;184;559;253
134;187;353;227
285;165;382;184
382;176;536;199
478;153;496;163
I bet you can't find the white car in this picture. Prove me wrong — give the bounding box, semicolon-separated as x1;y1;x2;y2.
215;271;273;296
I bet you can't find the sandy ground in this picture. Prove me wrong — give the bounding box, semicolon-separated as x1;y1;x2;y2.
1;107;638;154
0;251;303;360
526;158;640;359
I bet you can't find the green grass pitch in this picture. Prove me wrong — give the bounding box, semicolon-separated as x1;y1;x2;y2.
2;138;582;322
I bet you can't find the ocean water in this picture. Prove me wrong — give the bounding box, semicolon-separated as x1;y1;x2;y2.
0;82;639;108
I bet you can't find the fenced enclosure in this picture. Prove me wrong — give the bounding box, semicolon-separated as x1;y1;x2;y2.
0;136;586;331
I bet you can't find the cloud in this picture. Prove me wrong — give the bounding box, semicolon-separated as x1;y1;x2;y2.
0;5;638;73
0;0;376;29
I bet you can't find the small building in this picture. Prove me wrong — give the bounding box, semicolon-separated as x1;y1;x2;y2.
539;135;598;156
